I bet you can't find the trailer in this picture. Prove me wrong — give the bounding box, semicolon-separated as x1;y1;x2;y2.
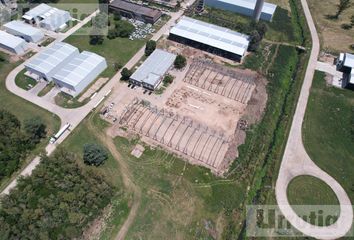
50;123;71;144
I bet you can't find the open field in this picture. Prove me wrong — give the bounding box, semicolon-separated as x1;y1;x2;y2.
303;71;354;202
308;0;354;52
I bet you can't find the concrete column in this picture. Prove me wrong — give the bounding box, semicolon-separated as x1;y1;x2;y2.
253;0;264;22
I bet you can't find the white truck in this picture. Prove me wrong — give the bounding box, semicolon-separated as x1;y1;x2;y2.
50;123;71;144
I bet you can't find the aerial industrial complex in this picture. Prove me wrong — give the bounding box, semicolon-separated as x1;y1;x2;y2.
1;0;353;239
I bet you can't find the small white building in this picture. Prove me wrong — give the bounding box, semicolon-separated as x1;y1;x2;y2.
3;20;44;43
22;3;53;24
130;49;176;90
205;0;277;22
0;30;28;54
25;42;79;81
52;51;107;97
337;53;354;87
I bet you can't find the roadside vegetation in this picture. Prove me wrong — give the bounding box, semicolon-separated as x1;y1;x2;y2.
37;82;54;97
303;71;354;202
0;53;60;191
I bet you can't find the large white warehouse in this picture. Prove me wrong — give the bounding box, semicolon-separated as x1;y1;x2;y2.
130;49;176;90
3;21;44;43
25;42;79;81
0;30;28;54
205;0;277;22
53;51;107;97
169;16;249;61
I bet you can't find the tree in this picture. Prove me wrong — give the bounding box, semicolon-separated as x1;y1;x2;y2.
115;20;135;38
113;12;121;21
334;0;351;19
248;30;262;52
83;143;108;166
145;40;156;56
121;67;132;80
107;29;117;39
174;55;187;69
163;74;174;86
24;117;46;145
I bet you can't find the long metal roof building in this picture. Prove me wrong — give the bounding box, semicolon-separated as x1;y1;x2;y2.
130;49;176;90
53;51;107;97
3;21;44;43
25;42;79;81
205;0;277;21
0;30;28;54
39;8;71;31
22;3;52;21
170;16;249;59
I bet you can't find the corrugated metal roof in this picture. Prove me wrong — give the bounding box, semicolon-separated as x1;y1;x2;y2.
25;42;78;75
207;0;276;15
170;16;249;56
110;0;161;18
53;51;106;87
131;49;176;86
344;53;354;68
23;3;52;19
3;20;44;42
0;30;27;49
40;9;71;31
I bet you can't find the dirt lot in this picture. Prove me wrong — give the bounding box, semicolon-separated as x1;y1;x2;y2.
104;58;266;175
308;0;354;52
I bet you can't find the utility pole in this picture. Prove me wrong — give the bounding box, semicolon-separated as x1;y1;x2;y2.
253;0;264;22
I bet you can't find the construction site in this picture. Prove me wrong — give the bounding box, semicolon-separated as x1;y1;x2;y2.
105;57;266;175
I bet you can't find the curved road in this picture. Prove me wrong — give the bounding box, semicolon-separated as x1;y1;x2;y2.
275;0;353;239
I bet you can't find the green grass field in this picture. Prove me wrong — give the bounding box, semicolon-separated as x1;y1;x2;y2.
287;175;340;226
303;71;354;202
15;69;37;90
65;34;146;78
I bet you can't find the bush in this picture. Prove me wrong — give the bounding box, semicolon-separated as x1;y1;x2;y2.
341;23;352;30
163;74;174;86
121;67;132;81
174;54;187;69
114;62;123;71
115;20;135;38
107;29;117;39
83;143;108;166
145;40;156;56
350;44;354;51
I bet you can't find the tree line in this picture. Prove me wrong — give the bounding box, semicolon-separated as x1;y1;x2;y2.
0;110;46;181
0;149;114;239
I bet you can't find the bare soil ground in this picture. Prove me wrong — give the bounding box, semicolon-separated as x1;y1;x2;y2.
105;59;266;175
308;0;354;52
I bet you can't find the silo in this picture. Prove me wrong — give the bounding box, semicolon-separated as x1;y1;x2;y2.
253;0;264;22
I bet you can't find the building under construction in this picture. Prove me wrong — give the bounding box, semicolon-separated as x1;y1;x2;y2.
109;0;162;24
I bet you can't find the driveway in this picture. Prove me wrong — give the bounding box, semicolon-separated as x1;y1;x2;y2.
275;0;353;239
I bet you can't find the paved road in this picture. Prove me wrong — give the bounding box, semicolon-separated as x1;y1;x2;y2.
275;0;353;239
1;1;191;195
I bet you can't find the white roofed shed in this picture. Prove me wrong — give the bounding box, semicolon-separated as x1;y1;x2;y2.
53;51;107;97
130;49;176;90
0;30;28;54
3;20;44;43
24;42;79;81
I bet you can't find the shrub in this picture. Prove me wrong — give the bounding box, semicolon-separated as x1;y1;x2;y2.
145;40;156;56
341;23;352;30
121;67;132;81
115;20;135;38
350;44;354;51
83;143;108;166
163;74;174;86
174;54;187;69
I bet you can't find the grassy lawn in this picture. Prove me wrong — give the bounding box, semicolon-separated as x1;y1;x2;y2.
308;0;354;52
15;69;38;90
287;175;340;226
303;71;354;202
37;82;54;97
0;54;60;190
65;33;146;79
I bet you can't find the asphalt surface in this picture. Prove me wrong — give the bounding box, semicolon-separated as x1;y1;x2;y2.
275;0;353;239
